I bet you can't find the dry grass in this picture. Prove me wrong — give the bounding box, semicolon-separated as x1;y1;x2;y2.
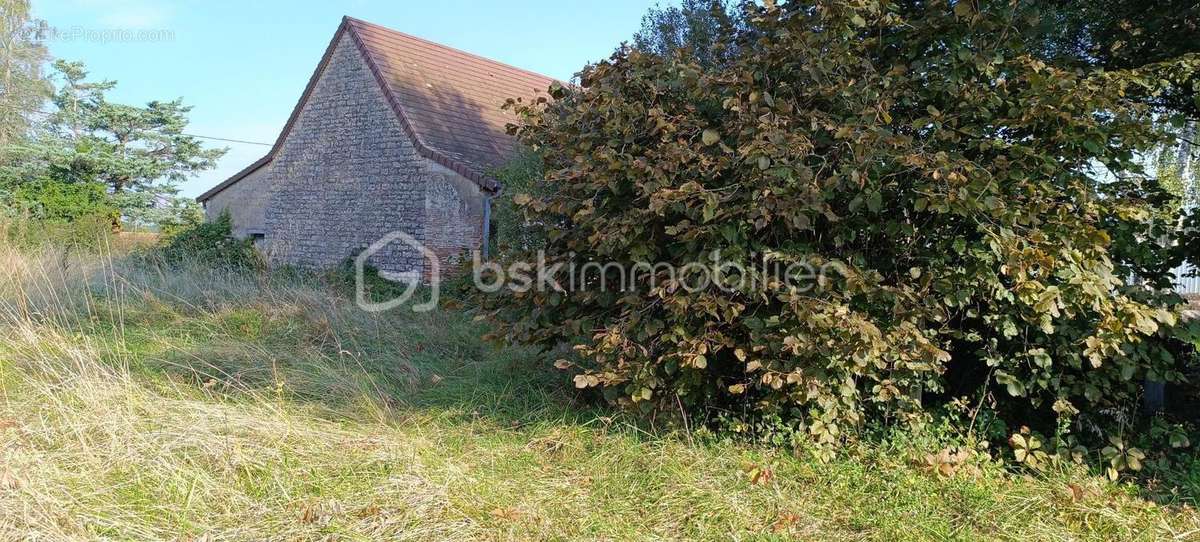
0;241;1198;541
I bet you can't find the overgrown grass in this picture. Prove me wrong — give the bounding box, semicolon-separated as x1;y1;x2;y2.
1;242;1198;540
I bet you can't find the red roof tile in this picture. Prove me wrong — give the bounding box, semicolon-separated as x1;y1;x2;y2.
199;16;555;202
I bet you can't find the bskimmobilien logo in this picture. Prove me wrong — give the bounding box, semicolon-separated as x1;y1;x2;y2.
354;231;439;313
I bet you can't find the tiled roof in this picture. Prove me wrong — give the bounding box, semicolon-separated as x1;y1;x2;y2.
347;17;556;181
199;16;555;202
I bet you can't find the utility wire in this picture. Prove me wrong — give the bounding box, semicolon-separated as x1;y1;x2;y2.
1;104;274;146
180;133;271;146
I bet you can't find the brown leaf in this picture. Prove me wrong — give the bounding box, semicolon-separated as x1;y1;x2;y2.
772;512;801;533
299;505;319;524
1067;483;1084;502
355;505;382;519
746;464;774;486
298;501;339;525
490;507;522;521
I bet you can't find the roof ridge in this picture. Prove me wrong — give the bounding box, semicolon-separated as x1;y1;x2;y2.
342;16;558;85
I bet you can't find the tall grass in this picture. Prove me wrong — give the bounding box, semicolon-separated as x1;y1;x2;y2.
0;239;1198;540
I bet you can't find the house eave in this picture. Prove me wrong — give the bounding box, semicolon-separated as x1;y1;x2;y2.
196;154;272;202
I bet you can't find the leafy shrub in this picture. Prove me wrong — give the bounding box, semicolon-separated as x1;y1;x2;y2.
0;179;118;251
8;179;118;225
326;257;404;304
0;214;115;252
489;149;548;257
144;211;259;270
483;1;1200;449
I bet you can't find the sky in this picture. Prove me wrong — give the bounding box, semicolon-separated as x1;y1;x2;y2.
31;0;658;198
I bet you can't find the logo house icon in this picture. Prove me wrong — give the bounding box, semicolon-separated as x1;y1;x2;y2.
355;231;440;313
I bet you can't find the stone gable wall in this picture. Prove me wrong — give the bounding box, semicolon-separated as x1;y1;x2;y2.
203;163;271;239
247;33;484;278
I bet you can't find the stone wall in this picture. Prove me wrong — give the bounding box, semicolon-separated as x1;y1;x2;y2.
252;33;484;278
424;162;485;279
203;163;271;239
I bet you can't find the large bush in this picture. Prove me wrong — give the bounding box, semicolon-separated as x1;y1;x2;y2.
7;178;117;224
144;211;260;270
484;1;1200;447
489;149;548;257
0;214;115;252
0;178;117;250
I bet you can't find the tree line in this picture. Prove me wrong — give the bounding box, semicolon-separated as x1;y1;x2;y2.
0;0;223;233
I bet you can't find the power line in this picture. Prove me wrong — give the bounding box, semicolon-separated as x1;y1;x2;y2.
0;104;274;146
181;133;272;146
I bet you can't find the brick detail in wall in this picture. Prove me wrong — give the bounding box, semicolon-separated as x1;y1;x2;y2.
425;174;482;280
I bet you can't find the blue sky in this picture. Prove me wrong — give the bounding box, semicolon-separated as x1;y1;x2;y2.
32;0;657;197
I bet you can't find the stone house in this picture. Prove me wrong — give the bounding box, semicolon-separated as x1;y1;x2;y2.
197;16;554;280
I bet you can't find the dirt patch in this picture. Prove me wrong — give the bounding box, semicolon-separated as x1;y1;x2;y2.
113;231;160;252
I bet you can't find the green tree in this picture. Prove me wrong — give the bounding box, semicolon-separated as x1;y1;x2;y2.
1032;0;1200;209
10;178;115;223
46;60;227;195
0;0;50;148
1;60;225;231
1033;0;1199;94
489;149;549;256
631;0;750;69
114;187;203;233
489;0;1199;446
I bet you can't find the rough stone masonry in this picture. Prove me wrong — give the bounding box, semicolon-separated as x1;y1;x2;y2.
203;32;486;280
199;17;556;281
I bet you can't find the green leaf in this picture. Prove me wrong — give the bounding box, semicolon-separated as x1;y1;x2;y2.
849;196;864;213
867;191;882;213
954;1;975;19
